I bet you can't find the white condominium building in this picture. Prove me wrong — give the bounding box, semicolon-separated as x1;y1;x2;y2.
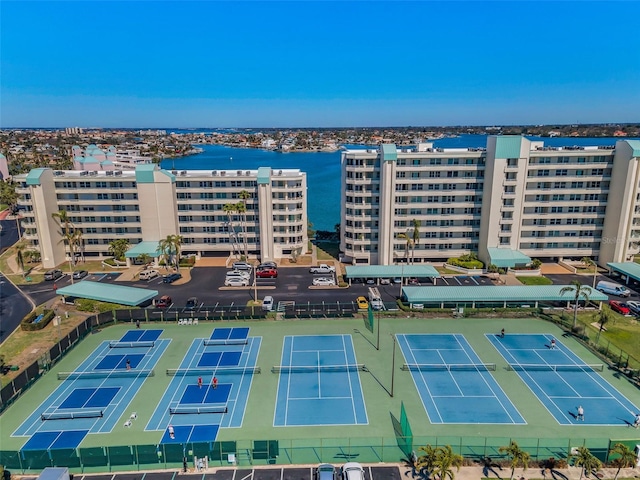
340;135;640;268
16;165;308;269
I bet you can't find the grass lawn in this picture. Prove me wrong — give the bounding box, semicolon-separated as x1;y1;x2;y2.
436;266;463;275
517;276;553;285
316;241;339;261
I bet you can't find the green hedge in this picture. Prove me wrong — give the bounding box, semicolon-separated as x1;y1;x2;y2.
20;309;55;331
446;257;484;269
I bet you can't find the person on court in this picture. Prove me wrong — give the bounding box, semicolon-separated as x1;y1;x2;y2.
550;338;556;349
212;376;218;389
500;328;505;338
126;358;131;370
198;376;203;388
633;413;640;428
577;405;584;421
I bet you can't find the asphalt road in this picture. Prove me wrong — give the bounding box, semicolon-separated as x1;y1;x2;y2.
0;217;20;255
0;272;33;343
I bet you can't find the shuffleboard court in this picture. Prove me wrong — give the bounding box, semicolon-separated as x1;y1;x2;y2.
487;333;639;425
397;334;525;424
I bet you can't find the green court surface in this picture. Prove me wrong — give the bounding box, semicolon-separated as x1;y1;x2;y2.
2;316;639;470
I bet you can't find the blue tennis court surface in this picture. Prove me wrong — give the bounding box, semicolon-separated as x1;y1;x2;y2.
397;334;525;424
274;334;368;427
488;333;640;426
120;329;162;342
147;330;260;440
95;353;144;370
21;430;89;451
13;330;169;449
206;327;250;345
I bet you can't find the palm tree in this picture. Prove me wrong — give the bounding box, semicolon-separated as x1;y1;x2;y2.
560;280;591;329
223;203;241;258
415;444;439;477
499;441;530;480
15;240;27;277
571;446;601;480
239;190;251;258
235;201;248;260
168;234;183;272
137;253;151;267
608;443;637;480
433;445;463;480
108;238;130;262
581;257;597;288
52;209;80;283
158;236;174;272
593;306;612;343
411;219;420;263
52;209;73;238
397;231;414;264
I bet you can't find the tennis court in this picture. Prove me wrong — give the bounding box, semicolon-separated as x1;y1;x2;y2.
13;330;170;449
273;334;367;427
396;333;525;424
487;333;640;425
147;327;261;440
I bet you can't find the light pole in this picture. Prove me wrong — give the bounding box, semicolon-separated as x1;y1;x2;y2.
253;262;258;303
390;334;396;397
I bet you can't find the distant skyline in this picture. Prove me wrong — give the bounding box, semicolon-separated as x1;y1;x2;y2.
2;1;639;128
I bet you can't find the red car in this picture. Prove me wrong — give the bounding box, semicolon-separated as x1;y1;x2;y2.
609;300;630;315
256;268;278;279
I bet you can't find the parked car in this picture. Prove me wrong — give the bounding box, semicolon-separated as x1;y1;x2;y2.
163;273;182;283
625;300;640;315
315;463;337;480
139;269;159;280
226;269;251;279
380;278;391;285
72;270;88;280
313;277;336;286
44;269;63;281
609;300;631;315
309;264;336;274
256;268;278;278
392;277;403;284
258;261;278;270
262;295;274;311
232;261;252;271
596;280;631;297
225;277;249;287
156;295;172;308
356;296;369;310
341;462;365;480
185;297;199;310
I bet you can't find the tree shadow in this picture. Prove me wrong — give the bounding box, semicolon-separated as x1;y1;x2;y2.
476;456;503;479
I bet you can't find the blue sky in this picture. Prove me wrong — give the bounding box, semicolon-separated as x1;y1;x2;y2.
1;1;639;128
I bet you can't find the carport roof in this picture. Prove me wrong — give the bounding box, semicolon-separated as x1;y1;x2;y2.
402;285;607;303
125;241;162;258
606;262;640;283
487;248;531;268
56;281;158;306
346;265;440;278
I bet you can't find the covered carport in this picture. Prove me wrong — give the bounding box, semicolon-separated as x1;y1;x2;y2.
345;265;440;286
401;285;607;309
56;281;158;307
606;262;640;285
124;241;163;267
487;247;531;268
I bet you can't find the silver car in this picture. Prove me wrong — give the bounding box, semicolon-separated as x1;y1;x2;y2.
315;463;337;480
341;462;365;480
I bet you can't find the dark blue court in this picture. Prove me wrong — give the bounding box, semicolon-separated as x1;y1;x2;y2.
205;327;250;345
120;330;162;343
21;430;89;451
180;384;231;405
95;354;144;370
59;387;120;409
198;351;242;368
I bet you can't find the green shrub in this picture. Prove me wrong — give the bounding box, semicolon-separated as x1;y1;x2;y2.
76;299;132;313
20;309;55;331
447;257;484;269
179;257;196;267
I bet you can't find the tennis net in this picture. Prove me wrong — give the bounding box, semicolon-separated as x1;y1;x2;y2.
402;363;497;372
109;341;155;348
507;363;604;372
166;366;261;376
57;369;155;380
203;339;248;346
170;405;228;414
271;364;367;373
41;410;103;420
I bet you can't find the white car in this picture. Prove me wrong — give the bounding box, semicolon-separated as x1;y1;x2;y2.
262;295;274;311
313;277;335;286
225;277;249;287
226;269;250;279
341;462;365;480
